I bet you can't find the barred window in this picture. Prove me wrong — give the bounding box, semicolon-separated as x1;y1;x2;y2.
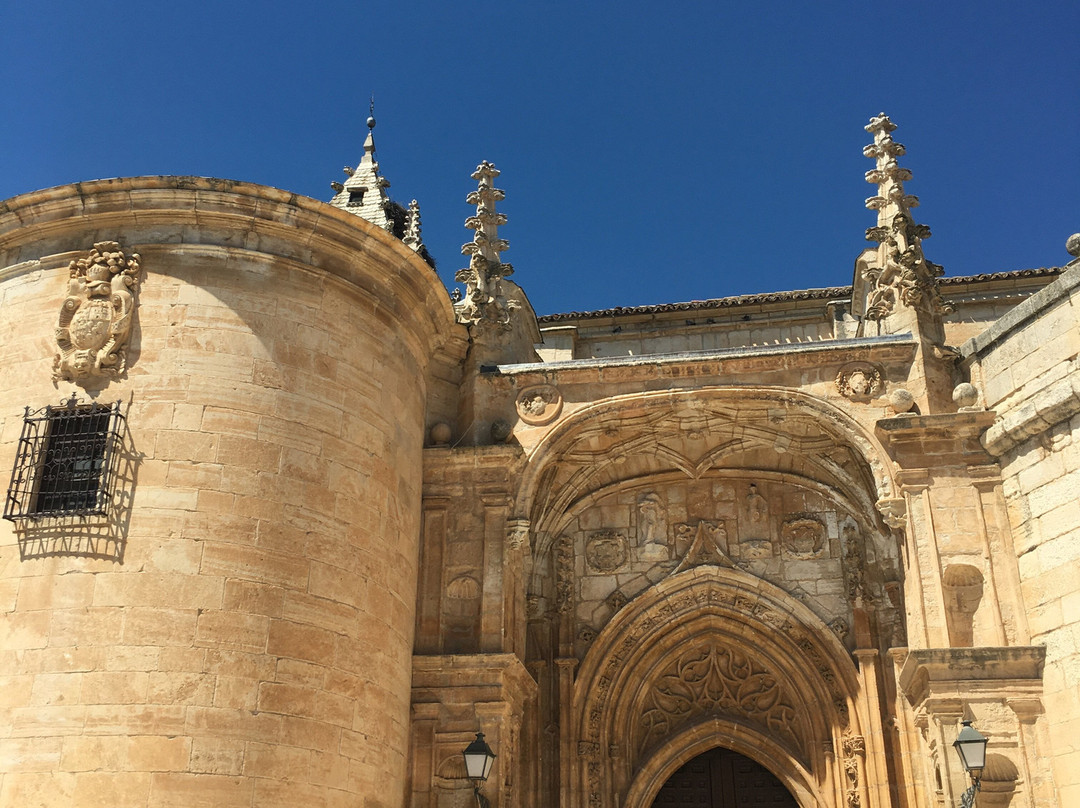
4;399;124;521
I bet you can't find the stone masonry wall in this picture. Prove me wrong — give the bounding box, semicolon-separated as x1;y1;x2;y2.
0;179;457;807
963;262;1080;805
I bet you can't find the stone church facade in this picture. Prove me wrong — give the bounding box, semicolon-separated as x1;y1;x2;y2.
0;115;1077;807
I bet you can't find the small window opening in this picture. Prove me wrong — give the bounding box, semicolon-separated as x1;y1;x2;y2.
4;398;124;521
347;188;367;207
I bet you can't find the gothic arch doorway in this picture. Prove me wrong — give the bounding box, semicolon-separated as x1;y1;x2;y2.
651;747;798;808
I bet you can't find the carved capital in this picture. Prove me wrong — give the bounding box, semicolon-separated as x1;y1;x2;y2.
506;518;530;551
875;497;907;530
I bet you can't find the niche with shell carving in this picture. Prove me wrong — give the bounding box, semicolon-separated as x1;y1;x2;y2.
942;564;984;647
445;574;482;653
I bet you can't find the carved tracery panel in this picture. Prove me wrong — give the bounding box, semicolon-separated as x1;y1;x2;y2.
635;644;809;762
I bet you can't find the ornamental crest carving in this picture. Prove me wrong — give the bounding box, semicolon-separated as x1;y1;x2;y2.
835;363;883;401
585;530;628;573
781;515;827;559
54;241;141;386
516;385;563;426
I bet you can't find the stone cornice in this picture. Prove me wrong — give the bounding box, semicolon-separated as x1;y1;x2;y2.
0;176;463;366
491;333;918;383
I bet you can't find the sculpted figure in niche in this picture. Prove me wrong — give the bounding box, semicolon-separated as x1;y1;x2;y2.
739;484;773;559
637;493;670;562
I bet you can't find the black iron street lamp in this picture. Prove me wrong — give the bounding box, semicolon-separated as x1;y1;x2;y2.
463;731;497;808
952;720;988;808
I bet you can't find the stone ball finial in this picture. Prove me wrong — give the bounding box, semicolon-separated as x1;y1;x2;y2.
429;422;452;446
490;419;512;443
952;382;980;410
367;115;376;130
1066;233;1080;257
888;388;915;414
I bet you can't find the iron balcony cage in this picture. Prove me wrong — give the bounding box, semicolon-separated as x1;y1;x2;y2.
4;399;125;522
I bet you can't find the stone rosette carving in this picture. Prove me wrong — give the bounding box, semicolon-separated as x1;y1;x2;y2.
515;385;563;426
780;515;826;559
585;530;628;573
54;241;141;385
835;363;883;401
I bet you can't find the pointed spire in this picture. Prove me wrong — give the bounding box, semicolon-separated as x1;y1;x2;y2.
455;161;517;325
860;113;950;320
328;100;394;231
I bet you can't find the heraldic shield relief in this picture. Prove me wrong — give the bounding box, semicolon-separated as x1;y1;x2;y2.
53;241;141;386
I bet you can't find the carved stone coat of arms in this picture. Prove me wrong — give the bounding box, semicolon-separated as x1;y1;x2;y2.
53;242;141;385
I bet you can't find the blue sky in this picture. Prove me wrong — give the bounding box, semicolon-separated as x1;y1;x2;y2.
2;1;1077;315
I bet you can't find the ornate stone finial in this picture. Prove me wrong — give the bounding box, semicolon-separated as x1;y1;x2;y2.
1067;233;1080;257
861;114;951;320
454;161;517;326
367;94;376;130
54;241;142;385
402;199;424;253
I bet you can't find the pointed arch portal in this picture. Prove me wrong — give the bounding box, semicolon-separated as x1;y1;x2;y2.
651;747;799;808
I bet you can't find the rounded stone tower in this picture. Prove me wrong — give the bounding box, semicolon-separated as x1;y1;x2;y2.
0;177;458;806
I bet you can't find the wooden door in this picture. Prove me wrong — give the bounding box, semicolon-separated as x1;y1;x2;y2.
651;747;798;808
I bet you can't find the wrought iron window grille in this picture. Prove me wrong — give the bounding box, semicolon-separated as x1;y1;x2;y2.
4;396;125;522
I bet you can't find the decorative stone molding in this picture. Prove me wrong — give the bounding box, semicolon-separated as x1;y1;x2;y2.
585;530;628;573
515;384;563;426
835;363;883;401
841;733;865;808
54;241;141;385
555;535;574;613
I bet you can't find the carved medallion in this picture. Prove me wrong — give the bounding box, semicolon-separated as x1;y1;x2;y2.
585;530;628;573
515;384;563;426
54;241;141;386
835;363;883;401
781;515;826;559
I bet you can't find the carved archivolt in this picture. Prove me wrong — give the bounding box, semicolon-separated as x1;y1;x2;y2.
572;567;860;808
54;241;141;385
635;644;808;760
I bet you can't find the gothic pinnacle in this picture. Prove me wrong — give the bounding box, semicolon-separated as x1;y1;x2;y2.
859;113;950;320
455;161;516;326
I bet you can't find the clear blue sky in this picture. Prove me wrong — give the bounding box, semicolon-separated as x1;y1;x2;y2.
2;1;1077;315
